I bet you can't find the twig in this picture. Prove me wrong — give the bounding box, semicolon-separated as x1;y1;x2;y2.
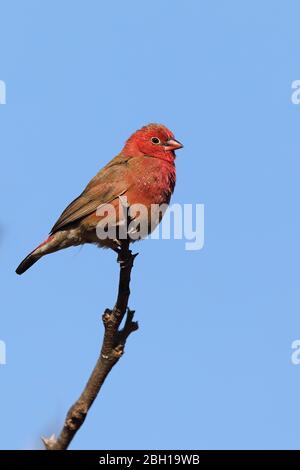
42;240;138;450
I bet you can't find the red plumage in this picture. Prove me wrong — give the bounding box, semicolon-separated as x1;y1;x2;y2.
16;123;183;275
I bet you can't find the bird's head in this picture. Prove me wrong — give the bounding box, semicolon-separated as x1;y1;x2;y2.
123;123;183;161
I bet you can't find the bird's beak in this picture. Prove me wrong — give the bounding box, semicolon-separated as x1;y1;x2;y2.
164;138;183;151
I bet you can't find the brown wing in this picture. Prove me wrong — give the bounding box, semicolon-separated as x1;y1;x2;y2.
50;154;131;234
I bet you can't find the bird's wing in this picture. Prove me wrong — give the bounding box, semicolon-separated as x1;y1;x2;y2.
50;155;131;234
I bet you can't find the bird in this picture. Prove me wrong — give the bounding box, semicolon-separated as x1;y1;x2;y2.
16;123;183;275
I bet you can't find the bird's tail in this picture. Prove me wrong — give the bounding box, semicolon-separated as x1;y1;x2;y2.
16;235;55;275
15;252;41;275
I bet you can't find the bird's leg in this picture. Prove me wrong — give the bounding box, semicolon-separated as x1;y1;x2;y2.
117;241;131;265
111;240;130;265
112;239;121;252
115;195;135;266
111;239;123;260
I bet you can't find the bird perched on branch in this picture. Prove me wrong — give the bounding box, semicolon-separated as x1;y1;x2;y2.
16;123;183;275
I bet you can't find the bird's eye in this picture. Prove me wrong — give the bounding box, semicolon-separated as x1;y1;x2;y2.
151;137;161;145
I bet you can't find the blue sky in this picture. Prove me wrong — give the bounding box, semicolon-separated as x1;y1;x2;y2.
1;0;300;450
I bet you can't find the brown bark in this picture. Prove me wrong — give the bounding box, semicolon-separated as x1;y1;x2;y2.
42;240;138;450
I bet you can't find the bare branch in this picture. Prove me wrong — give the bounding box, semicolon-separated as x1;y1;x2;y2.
42;241;138;450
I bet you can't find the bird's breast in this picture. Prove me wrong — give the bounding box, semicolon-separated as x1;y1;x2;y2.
129;158;176;207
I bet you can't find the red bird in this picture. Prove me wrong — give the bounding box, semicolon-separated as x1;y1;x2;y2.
16;123;183;275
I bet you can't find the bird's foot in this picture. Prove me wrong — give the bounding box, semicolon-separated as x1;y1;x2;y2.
117;249;132;266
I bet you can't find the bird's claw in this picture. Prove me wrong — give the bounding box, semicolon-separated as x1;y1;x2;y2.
117;250;132;266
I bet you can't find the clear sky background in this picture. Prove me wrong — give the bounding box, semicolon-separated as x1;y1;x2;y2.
0;0;299;450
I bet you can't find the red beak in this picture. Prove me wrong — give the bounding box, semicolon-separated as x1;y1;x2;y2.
164;138;183;151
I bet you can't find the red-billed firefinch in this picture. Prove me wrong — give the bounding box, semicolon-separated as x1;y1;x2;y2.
16;123;183;275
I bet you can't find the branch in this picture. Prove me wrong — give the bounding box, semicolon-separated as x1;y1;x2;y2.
42;240;138;450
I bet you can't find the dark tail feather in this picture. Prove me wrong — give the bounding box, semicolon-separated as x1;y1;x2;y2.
16;253;41;275
16;235;55;275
